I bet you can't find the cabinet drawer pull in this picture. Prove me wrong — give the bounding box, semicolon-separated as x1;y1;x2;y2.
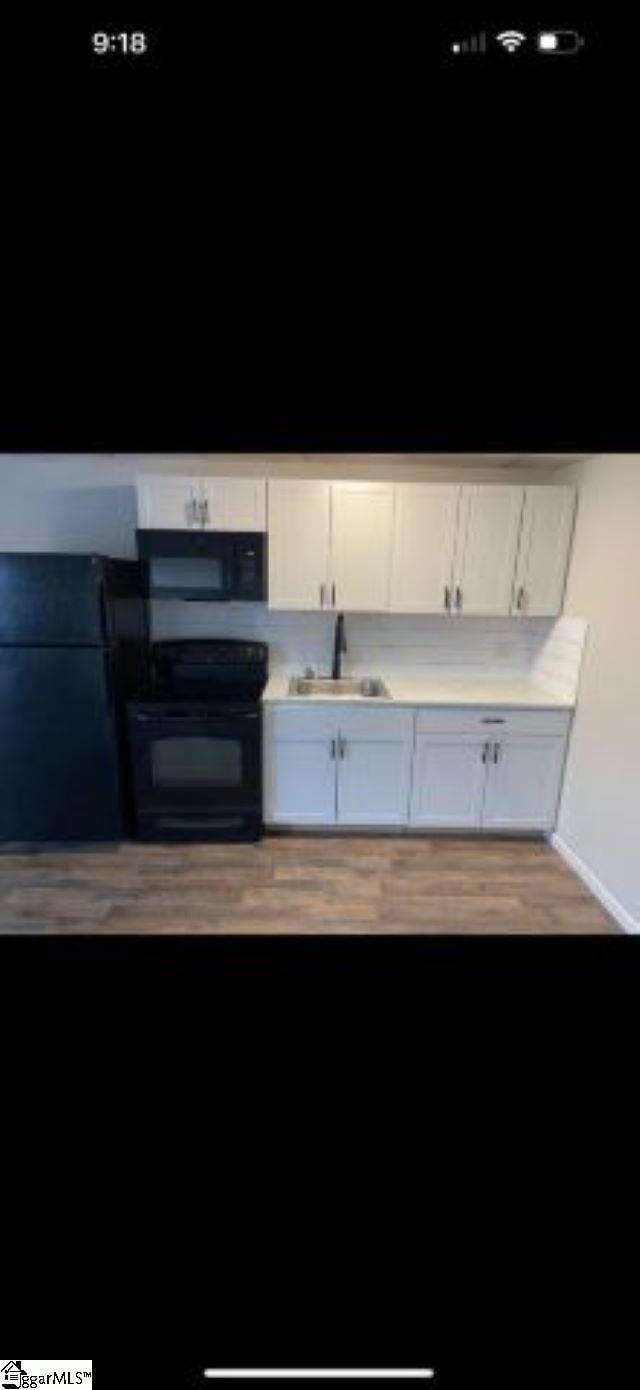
455;586;462;611
338;735;346;759
444;586;451;612
320;583;326;608
481;741;489;763
482;717;505;724
516;585;526;611
331;582;337;607
330;739;337;760
493;743;500;763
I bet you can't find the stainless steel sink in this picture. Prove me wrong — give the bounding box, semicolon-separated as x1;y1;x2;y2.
288;676;390;698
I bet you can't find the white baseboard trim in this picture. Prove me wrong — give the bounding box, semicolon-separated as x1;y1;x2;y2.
549;833;640;934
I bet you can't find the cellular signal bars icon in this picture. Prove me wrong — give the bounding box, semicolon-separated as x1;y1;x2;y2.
451;32;487;55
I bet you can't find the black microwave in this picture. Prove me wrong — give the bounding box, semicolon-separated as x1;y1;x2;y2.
136;529;267;601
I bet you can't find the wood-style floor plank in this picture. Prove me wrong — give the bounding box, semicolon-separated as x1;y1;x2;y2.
0;834;619;934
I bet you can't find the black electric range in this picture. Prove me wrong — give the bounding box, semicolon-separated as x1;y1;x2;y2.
127;639;268;842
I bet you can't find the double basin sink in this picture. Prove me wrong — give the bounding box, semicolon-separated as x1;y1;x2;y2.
288;676;390;699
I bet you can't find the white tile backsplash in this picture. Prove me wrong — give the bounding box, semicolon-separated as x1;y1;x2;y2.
531;615;588;701
152;602;588;694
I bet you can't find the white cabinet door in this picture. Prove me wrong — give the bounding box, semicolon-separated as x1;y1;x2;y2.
482;736;566;830
268;481;331;610
330;482;394;612
512;486;576;616
263;707;337;824
409;734;489;827
390;484;460;613
453;486;525;615
137;476;201;529
201;478;266;532
336;708;415;826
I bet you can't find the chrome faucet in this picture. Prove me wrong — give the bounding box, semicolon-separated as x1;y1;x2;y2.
331;612;347;680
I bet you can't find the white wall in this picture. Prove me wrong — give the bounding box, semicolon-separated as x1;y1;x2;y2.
0;454;561;558
554;454;640;930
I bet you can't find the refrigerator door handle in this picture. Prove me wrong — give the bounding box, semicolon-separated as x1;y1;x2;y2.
97;578;112;645
103;649;114;705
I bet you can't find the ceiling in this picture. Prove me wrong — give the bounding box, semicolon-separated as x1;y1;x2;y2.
404;454;589;469
278;453;590;469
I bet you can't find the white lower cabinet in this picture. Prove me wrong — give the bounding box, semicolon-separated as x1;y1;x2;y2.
409;735;489;828
264;705;414;826
409;718;569;831
265;703;570;833
335;708;415;825
264;707;337;825
481;735;566;830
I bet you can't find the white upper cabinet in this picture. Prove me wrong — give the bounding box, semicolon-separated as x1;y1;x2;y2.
137;476;266;531
453;486;525;615
137;476;201;529
267;480;393;611
511;486;576;616
390;484;460;613
200;477;266;532
268;480;331;609
330;482;394;612
128;474;575;613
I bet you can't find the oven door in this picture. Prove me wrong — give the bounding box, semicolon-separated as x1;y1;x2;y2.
128;704;262;818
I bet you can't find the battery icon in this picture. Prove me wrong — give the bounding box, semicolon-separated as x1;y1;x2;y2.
537;30;585;53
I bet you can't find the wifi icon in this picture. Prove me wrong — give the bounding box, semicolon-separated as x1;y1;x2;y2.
496;29;526;52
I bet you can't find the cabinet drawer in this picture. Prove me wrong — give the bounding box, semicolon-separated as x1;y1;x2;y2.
415;706;571;737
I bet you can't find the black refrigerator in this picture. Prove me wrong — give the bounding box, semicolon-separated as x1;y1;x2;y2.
0;554;149;842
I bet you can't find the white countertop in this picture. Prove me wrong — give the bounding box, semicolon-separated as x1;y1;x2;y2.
262;674;575;710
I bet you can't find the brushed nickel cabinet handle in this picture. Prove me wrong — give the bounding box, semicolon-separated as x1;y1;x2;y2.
320;583;326;608
332;582;337;607
330;739;337;760
482;742;489;763
455;586;462;611
493;743;500;763
339;736;346;759
516;585;525;611
482;717;505;724
444;586;451;612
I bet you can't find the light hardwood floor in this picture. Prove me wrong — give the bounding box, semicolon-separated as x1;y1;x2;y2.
0;834;618;933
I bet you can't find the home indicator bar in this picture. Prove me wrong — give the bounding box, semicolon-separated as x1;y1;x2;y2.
203;1375;435;1382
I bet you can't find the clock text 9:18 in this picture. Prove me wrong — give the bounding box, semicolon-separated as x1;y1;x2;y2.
92;31;148;55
